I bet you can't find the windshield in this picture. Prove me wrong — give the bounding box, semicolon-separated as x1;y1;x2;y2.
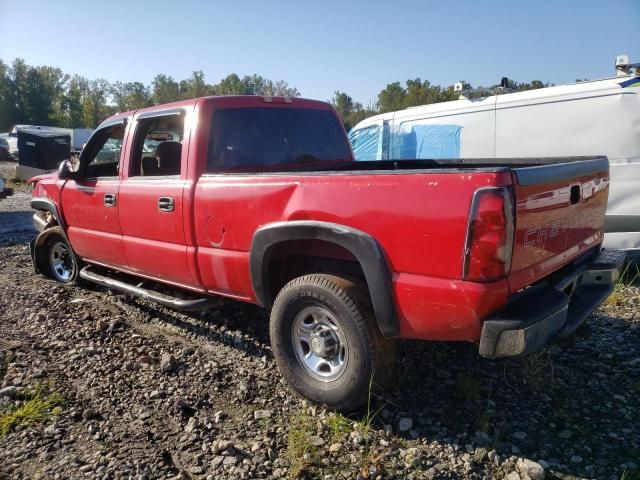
207;107;352;171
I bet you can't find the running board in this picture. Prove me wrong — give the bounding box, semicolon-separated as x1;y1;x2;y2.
79;266;218;312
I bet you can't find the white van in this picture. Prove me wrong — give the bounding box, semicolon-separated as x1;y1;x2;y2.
348;62;640;251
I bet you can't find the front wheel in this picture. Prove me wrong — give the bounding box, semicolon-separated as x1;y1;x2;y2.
270;274;395;411
38;228;79;284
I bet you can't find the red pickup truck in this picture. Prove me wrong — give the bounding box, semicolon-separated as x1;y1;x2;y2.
28;95;624;410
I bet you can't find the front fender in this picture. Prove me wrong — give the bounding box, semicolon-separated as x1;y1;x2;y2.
31;197;66;230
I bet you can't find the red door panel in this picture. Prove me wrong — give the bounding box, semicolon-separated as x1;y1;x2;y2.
118;179;195;286
61;179;126;266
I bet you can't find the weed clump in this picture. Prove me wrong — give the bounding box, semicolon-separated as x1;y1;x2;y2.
0;384;63;438
286;411;318;479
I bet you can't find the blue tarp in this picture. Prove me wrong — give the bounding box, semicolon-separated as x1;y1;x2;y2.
394;124;461;159
348;125;381;161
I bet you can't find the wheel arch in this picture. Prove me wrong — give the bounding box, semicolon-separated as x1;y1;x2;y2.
250;220;399;337
31;197;66;230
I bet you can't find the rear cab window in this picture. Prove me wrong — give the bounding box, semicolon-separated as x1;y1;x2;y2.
206;107;351;172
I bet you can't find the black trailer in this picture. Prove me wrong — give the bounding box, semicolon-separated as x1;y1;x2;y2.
17;129;71;170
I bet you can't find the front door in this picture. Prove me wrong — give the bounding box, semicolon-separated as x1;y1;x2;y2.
117;109;196;287
61;120;128;267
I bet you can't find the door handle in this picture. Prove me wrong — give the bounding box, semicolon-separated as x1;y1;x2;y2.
158;196;175;212
104;193;116;207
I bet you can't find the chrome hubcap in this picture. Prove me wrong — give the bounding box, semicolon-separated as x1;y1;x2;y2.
292;306;348;382
49;242;75;282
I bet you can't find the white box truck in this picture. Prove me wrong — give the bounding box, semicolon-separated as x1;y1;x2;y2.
348;56;640;251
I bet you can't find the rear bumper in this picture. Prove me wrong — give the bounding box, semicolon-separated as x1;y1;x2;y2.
479;249;626;357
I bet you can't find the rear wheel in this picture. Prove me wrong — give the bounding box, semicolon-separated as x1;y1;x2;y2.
39;229;79;284
270;274;395;411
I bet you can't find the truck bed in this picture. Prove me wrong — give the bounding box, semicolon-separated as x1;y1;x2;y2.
273;155;607;173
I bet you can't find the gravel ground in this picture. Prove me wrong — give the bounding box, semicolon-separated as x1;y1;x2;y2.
0;161;639;480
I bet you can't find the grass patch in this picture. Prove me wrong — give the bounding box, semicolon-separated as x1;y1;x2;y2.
606;261;640;306
619;261;640;286
0;384;63;438
619;469;640;480
285;411;318;479
327;411;352;441
353;377;386;475
6;173;23;186
354;376;385;437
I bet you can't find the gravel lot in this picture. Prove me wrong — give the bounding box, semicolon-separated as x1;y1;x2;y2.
0;161;639;480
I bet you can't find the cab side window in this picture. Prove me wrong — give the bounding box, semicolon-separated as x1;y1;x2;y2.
130;114;184;177
82;124;124;178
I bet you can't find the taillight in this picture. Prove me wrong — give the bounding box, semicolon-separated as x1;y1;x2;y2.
463;187;515;282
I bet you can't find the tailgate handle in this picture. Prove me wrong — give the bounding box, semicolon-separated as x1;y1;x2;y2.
158;196;175;212
570;185;581;205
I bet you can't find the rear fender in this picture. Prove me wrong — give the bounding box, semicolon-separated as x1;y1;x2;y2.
250;220;399;337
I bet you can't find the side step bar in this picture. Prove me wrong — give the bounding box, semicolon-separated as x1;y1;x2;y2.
79;266;219;312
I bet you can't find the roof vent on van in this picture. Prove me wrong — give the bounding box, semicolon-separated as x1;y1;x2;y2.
616;54;640;77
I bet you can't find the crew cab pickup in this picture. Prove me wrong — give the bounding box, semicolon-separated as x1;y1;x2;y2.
28;95;624;410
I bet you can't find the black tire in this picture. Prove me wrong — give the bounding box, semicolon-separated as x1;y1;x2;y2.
38;228;79;284
270;274;395;411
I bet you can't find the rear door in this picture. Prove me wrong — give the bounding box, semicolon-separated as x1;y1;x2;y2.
61;119;128;267
117;107;197;288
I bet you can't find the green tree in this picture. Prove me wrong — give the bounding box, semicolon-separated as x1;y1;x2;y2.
111;81;152;111
529;80;546;90
152;74;181;104
377;82;406;113
265;79;300;97
6;59;68;126
82;79;112;128
63;75;88;127
180;70;212;99
330;91;375;130
331;91;355;122
0;60;17;130
242;74;270;95
215;74;246;95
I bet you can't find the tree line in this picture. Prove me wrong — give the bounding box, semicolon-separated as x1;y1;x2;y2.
332;78;551;130
0;59;300;131
0;58;551;132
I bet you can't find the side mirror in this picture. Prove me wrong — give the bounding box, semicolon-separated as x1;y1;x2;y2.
58;160;76;180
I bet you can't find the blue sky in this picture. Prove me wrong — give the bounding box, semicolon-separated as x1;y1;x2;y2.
1;0;638;105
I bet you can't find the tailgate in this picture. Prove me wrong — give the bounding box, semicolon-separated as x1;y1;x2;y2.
509;157;610;292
